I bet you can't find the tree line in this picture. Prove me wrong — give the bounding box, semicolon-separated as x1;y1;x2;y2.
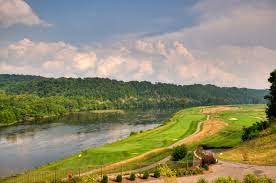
241;69;275;141
0;74;268;126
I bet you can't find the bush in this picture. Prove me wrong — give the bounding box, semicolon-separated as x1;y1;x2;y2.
62;177;82;183
197;178;208;183
129;131;138;136
243;174;257;183
175;167;203;177
81;174;97;183
129;173;136;181
116;174;122;182
142;171;149;179
192;167;203;175
153;169;161;178
241;121;272;141
202;153;216;165
213;176;240;183
101;175;108;183
243;174;273;183
257;176;274;183
171;145;188;161
159;165;177;183
159;164;176;177
202;164;209;170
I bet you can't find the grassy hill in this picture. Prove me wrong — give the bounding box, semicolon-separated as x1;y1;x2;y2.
218;124;276;165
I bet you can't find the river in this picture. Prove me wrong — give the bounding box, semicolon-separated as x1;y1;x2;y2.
0;109;177;177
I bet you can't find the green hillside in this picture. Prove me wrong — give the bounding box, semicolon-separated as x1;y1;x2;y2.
0;74;267;126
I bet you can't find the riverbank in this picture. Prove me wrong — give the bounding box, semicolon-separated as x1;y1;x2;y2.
0;109;124;128
1;107;205;182
37;107;205;171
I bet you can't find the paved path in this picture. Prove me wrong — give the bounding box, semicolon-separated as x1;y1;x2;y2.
145;160;276;183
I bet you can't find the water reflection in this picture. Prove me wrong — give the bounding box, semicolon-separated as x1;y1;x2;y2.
0;109;177;177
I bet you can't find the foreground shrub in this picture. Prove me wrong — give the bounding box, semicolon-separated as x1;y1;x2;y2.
175;167;203;177
116;174;122;182
203;164;209;171
257;176;274;183
101;175;108;183
142;171;149;179
243;174;273;183
197;177;208;183
62;177;82;183
153;168;161;178
202;153;217;165
129;131;138;136
241;121;271;141
213;176;240;183
81;174;97;183
159;164;176;177
159;164;177;183
129;173;136;181
243;174;258;183
171;145;188;161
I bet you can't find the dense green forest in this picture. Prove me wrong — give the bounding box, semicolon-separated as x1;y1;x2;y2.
0;74;267;126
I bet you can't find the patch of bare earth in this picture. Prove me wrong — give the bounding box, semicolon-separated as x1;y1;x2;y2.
202;106;238;114
174;119;228;146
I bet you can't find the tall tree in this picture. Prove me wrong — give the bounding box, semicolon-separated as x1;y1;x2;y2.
265;69;276;120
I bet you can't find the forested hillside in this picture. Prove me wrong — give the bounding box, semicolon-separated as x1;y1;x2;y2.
0;74;267;126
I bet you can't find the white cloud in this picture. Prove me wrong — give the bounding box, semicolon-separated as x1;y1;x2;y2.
149;0;276;49
0;37;275;88
133;60;154;80
0;0;275;89
133;0;276;88
0;39;153;81
73;52;97;71
134;40;168;57
96;56;125;77
195;45;276;88
0;39;94;77
0;0;50;27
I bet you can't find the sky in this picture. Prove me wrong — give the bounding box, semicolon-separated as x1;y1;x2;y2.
0;0;275;89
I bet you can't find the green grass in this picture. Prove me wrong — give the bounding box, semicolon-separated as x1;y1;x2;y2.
101;149;172;174
1;107;206;183
193;104;266;148
218;132;276;165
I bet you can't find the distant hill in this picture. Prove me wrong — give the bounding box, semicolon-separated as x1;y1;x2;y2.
0;74;267;106
0;74;268;126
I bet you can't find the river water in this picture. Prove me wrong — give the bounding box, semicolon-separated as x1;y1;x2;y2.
0;109;177;177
